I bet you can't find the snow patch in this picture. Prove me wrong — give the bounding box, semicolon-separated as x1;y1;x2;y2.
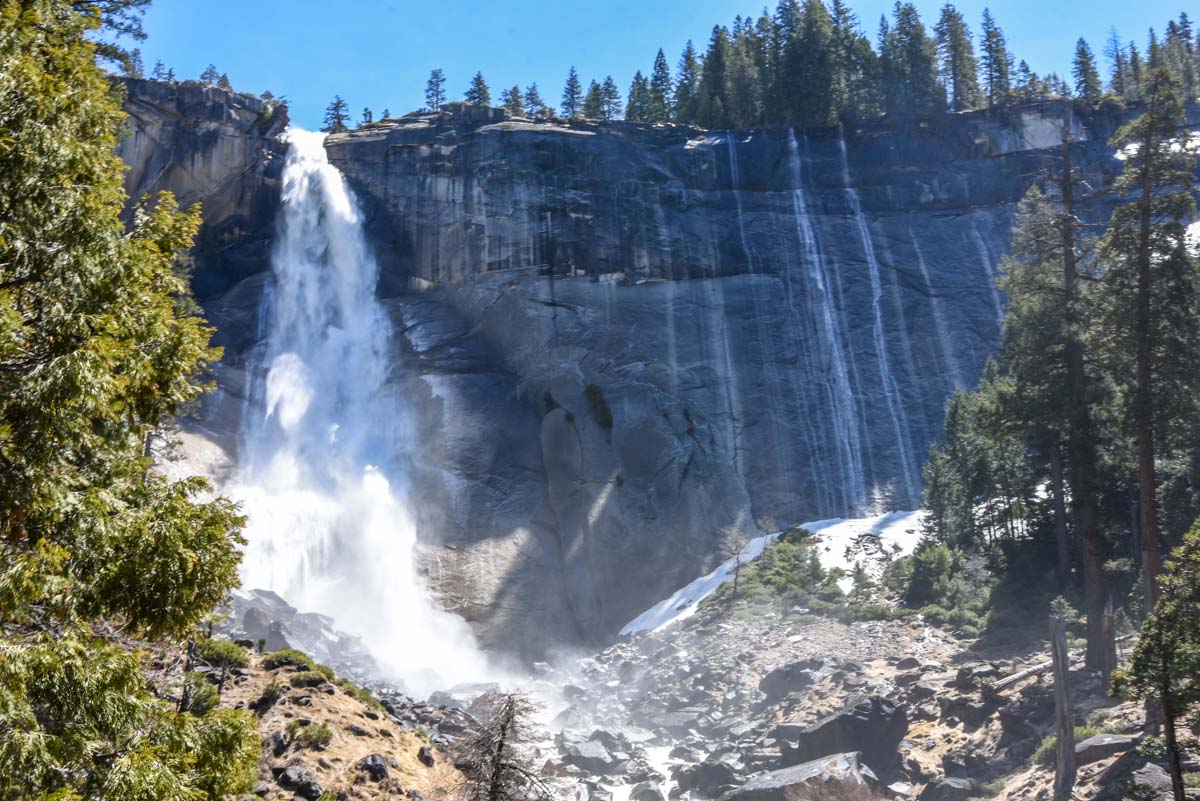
620;511;925;635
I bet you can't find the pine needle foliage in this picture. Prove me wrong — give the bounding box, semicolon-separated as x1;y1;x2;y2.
0;2;256;797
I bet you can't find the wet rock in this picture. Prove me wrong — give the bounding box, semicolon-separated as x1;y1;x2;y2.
722;752;885;801
1075;733;1139;765
674;761;740;796
562;740;621;774
630;782;666;801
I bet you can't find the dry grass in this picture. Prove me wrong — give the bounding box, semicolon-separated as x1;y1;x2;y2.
219;656;462;800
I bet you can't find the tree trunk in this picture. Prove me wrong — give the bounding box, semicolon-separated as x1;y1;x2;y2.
1051;614;1076;801
1049;438;1070;581
1134;120;1161;612
1163;687;1186;801
1059;115;1106;668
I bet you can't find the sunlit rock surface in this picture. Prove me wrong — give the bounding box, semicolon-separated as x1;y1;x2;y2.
120;80;1200;658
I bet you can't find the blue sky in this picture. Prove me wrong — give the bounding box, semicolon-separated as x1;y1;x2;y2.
136;1;1189;129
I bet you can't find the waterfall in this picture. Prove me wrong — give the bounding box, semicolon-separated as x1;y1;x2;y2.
232;129;489;698
785;130;865;512
909;231;965;389
836;128;919;508
969;221;1005;326
725;133;754;271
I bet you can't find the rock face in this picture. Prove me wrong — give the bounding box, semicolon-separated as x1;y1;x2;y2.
120;79;1200;657
721;752;887;801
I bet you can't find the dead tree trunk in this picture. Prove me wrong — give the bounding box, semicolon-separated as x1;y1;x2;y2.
1051;614;1076;801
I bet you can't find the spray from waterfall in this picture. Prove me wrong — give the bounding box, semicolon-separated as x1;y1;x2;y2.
836;127;919;508
232;129;491;698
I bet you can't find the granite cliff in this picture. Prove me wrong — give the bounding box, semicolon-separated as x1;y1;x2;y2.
117;78;1200;658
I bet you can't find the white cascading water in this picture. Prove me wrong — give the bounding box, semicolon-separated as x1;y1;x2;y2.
785;130;866;512
836;127;919;508
232;129;490;698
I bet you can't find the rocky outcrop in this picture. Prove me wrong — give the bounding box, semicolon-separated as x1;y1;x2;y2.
722;752;888;801
121;78;1200;657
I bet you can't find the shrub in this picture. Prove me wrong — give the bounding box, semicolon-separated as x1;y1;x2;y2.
1033;727;1099;766
585;383;613;429
194;638;250;669
255;680;283;710
290;670;329;688
185;672;220;716
262;648;315;671
335;677;386;712
287;721;333;749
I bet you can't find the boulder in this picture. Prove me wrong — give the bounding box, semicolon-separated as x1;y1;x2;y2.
356;754;389;782
418;745;436;767
721;752;887;801
562;740;620;774
1075;734;1139;765
918;777;978;801
757;659;826;702
776;696;908;773
273;766;323;800
630;782;666;801
674;761;741;796
1130;763;1173;798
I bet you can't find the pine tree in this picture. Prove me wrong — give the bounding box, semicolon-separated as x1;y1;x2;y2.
674;41;702;124
322;95;350;133
785;0;835;126
1128;42;1145;100
360;107;373;126
501;85;525;117
879;3;944;119
381;107;391;119
1095;69;1200;613
934;3;981;111
649;48;674;122
601;75;622;120
523;83;548;117
626;71;651;122
1114;519;1200;801
165;66;175;82
217;72;231;91
696;25;733;128
829;0;875;122
1072;38;1102;104
0;3;257;797
562;66;583;119
1014;60;1045;101
979;8;1012;107
465;71;491;106
425;68;447;111
149;58;166;81
581;79;604;119
199;63;219;84
729;16;765;126
1104;28;1128;97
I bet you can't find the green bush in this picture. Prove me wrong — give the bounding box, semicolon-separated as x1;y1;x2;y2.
1033;727;1099;766
262;648;315;671
708;528;847;614
586;383;613;429
290;670;329;688
185;672;220;716
335;677;386;712
256;680;283;709
194;638;250;669
287;721;333;749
